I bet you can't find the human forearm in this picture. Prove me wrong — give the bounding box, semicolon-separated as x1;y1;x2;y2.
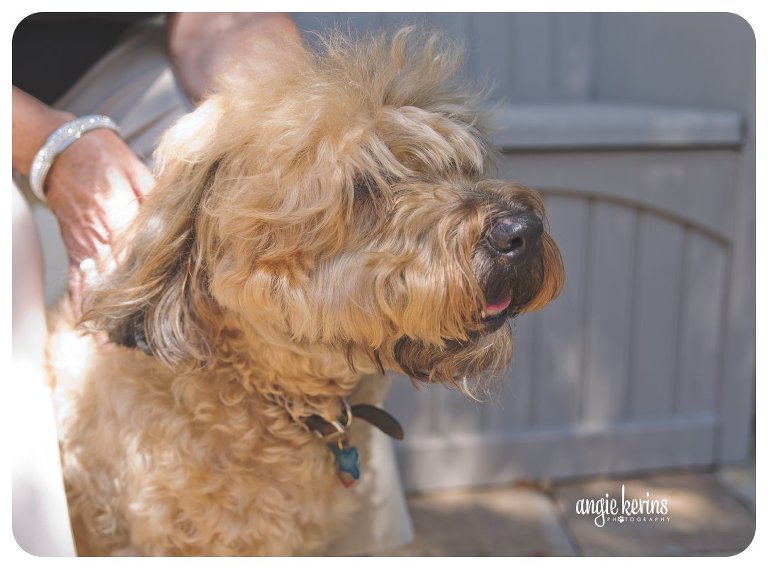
12;87;75;176
12;88;154;317
167;13;302;103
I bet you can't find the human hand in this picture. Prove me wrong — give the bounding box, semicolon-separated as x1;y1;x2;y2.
44;129;154;318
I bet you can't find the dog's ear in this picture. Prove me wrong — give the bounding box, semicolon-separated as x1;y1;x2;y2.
81;98;227;368
199;136;359;338
195;51;373;323
81;36;352;360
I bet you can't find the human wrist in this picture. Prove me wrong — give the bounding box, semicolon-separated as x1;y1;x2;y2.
13;108;74;177
12;88;72;172
28;115;121;203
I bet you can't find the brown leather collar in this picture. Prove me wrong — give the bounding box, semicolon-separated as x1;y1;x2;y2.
303;399;404;441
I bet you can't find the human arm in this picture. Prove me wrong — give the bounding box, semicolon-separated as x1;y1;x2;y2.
167;13;302;103
12;14;301;315
12;87;155;316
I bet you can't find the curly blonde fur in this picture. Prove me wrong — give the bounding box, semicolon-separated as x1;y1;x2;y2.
47;27;564;555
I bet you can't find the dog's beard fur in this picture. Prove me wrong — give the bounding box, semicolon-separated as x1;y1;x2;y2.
81;26;564;401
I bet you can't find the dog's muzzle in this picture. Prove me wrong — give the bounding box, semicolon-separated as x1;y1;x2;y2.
479;210;545;333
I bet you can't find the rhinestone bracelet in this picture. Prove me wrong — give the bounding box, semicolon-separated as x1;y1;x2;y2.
28;115;121;203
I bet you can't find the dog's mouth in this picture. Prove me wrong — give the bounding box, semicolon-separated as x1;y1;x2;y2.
482;293;512;317
472;226;547;335
475;256;547;334
480;293;514;333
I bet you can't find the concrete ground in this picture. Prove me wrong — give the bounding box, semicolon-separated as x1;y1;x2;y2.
379;461;756;556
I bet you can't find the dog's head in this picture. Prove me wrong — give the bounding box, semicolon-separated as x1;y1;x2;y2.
83;27;563;396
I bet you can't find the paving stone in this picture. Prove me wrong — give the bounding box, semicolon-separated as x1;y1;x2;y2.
717;460;756;513
553;472;756;556
379;485;576;556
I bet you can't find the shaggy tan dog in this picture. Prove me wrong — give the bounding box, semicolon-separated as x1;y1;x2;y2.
47;28;564;555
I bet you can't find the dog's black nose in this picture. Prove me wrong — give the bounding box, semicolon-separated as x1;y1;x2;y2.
486;212;543;257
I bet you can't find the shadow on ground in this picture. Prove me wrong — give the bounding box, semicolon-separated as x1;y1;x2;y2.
378;465;755;556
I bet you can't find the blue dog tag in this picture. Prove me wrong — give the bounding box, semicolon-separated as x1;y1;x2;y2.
328;442;360;487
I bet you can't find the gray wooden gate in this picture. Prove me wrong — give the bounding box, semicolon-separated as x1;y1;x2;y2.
29;13;753;493
292;13;755;491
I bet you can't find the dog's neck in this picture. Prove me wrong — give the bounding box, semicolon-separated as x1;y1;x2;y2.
191;311;362;421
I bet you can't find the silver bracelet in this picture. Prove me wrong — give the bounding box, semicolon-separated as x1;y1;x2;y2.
28;115;121;203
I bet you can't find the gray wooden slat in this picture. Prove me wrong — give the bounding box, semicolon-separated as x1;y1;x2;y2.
511;14;554;99
338;13;384;33
468;13;515;100
291;13;340;33
424;13;469;39
394;416;716;491
420;14;473;86
499;151;737;242
593;14;755;110
492;104;743;150
552;13;594;99
384;373;436;437
488;312;538;431
379;13;427;29
717;137;756;461
627;214;685;420
581;203;636;425
434;386;486;435
676;233;727;415
295;13;385;36
532;196;589;428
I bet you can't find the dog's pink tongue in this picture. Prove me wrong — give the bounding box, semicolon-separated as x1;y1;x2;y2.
485;294;512;315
